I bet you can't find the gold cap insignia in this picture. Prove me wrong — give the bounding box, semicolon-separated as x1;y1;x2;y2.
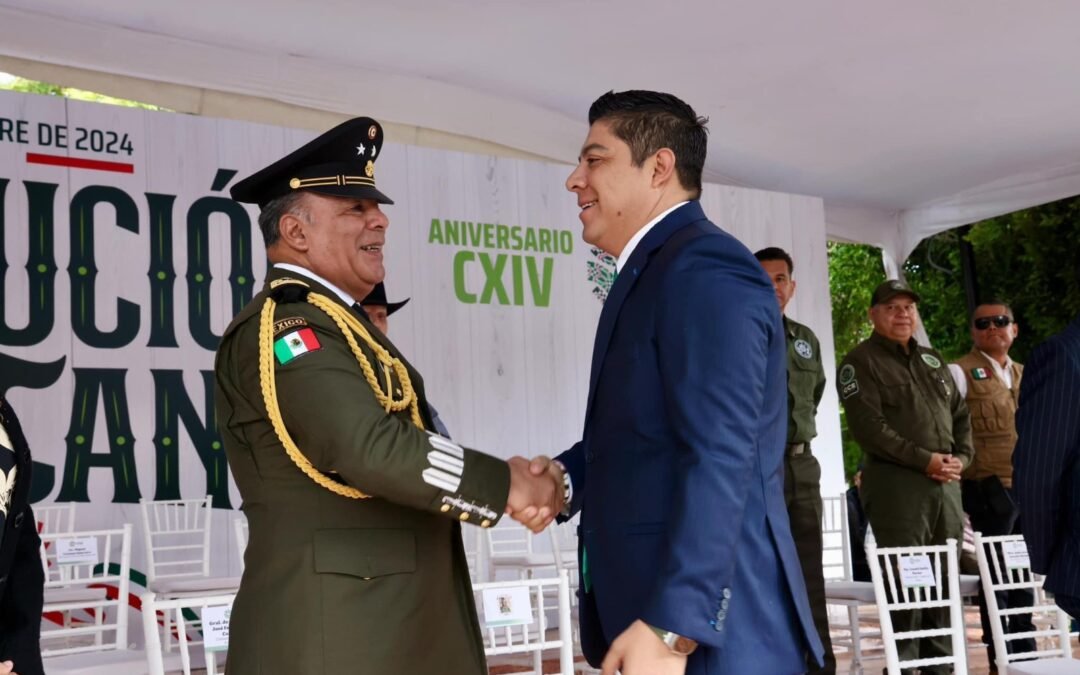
289;177;301;189
368;125;378;140
364;160;375;178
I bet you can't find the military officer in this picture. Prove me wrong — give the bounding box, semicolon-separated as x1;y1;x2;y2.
755;247;834;675
217;117;562;675
837;280;973;675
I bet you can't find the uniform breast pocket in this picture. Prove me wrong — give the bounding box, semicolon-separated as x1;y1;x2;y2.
879;382;913;408
313;528;416;579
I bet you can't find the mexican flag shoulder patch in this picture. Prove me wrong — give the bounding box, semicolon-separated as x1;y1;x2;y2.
274;327;321;365
971;367;990;381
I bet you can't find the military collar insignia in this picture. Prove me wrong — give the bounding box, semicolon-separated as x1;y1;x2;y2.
971;367;990;380
794;338;813;359
921;353;942;369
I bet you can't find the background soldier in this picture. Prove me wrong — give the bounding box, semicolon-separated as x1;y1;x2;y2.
837;280;973;675
218;117;562;675
755;247;834;675
948;301;1035;662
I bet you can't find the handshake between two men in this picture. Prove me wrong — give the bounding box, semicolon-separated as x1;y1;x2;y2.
504;455;566;533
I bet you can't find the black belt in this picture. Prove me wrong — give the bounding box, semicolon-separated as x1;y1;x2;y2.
786;442;808;456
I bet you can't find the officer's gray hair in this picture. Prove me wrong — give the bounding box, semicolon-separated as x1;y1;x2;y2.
258;192;310;247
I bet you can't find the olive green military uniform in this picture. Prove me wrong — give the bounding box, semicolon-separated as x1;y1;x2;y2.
837;332;973;674
215;267;511;675
782;316;834;674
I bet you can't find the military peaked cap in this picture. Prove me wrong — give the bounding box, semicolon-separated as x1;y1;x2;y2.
231;117;393;207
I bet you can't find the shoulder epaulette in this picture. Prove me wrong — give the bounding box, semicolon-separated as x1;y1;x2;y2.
268;277;311;304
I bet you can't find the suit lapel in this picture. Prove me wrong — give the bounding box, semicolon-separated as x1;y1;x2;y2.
584;201;705;421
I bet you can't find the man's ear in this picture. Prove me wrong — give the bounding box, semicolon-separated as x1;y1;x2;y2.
651;148;678;189
277;211;310;251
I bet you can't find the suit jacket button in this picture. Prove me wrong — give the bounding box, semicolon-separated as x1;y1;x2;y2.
586;451;595;463
13;512;23;528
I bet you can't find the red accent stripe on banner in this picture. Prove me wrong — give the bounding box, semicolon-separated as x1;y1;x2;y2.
26;152;134;174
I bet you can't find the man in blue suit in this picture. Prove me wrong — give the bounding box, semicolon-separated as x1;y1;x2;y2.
519;90;822;675
1014;312;1080;619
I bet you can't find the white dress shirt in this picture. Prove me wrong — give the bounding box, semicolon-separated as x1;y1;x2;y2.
274;263;358;306
615;201;689;273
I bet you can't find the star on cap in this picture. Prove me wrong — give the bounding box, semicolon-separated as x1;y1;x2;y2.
357;144;366;156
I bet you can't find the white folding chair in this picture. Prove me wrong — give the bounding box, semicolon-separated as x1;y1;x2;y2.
141;591;236;675
485;519;556;580
473;569;575;675
233;514;248;573
34;502;78;534
139;497;240;595
821;494;882;673
867;537;968;675
38;524;149;674
974;533;1077;674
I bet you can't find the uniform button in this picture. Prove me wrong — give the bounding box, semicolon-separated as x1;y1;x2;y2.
440;504;451;513
459;513;470;522
480;519;492;528
721;598;729;610
585;451;596;463
722;588;732;599
716;609;724;621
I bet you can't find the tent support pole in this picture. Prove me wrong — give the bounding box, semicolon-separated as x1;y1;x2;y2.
957;225;979;315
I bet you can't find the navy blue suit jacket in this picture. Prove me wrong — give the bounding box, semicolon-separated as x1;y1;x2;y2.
556;202;822;674
1014;314;1080;603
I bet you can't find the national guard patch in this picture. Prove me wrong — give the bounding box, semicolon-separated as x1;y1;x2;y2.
794;339;813;359
839;364;856;385
274;327;321;364
971;367;990;380
921;353;942;369
841;380;860;399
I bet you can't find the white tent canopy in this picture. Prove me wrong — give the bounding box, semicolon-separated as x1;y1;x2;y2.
2;0;1080;263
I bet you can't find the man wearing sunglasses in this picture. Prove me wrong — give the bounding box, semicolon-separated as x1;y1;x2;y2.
947;302;1035;664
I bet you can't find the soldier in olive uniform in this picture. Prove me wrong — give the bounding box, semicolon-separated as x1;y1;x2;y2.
837;280;973;675
216;118;562;675
755;247;834;675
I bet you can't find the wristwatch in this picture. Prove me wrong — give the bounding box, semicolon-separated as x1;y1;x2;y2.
647;623;698;656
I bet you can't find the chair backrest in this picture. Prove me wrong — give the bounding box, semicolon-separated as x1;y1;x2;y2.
973;532;1074;671
35;502;78;534
821;494;850;581
472;569;574;675
39;523;133;656
233;514;248;572
141;591;236;675
461;522;486;583
486;520;536;558
867;537;967;675
547;516;578;571
140;496;214;582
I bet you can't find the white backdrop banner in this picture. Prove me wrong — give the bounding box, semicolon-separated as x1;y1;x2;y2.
0;90;841;603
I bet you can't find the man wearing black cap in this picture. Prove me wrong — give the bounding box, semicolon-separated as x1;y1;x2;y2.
216;118;564;675
360;282;451;437
837;280;973;674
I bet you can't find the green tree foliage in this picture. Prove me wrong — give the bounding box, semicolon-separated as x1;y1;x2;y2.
829;194;1080;481
0;73;160;110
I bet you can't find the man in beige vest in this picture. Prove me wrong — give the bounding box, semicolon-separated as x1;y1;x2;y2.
948;300;1035;665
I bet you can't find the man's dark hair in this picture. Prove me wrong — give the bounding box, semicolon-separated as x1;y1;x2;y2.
257;192;309;247
588;90;709;199
754;247;794;276
973;298;1014;321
